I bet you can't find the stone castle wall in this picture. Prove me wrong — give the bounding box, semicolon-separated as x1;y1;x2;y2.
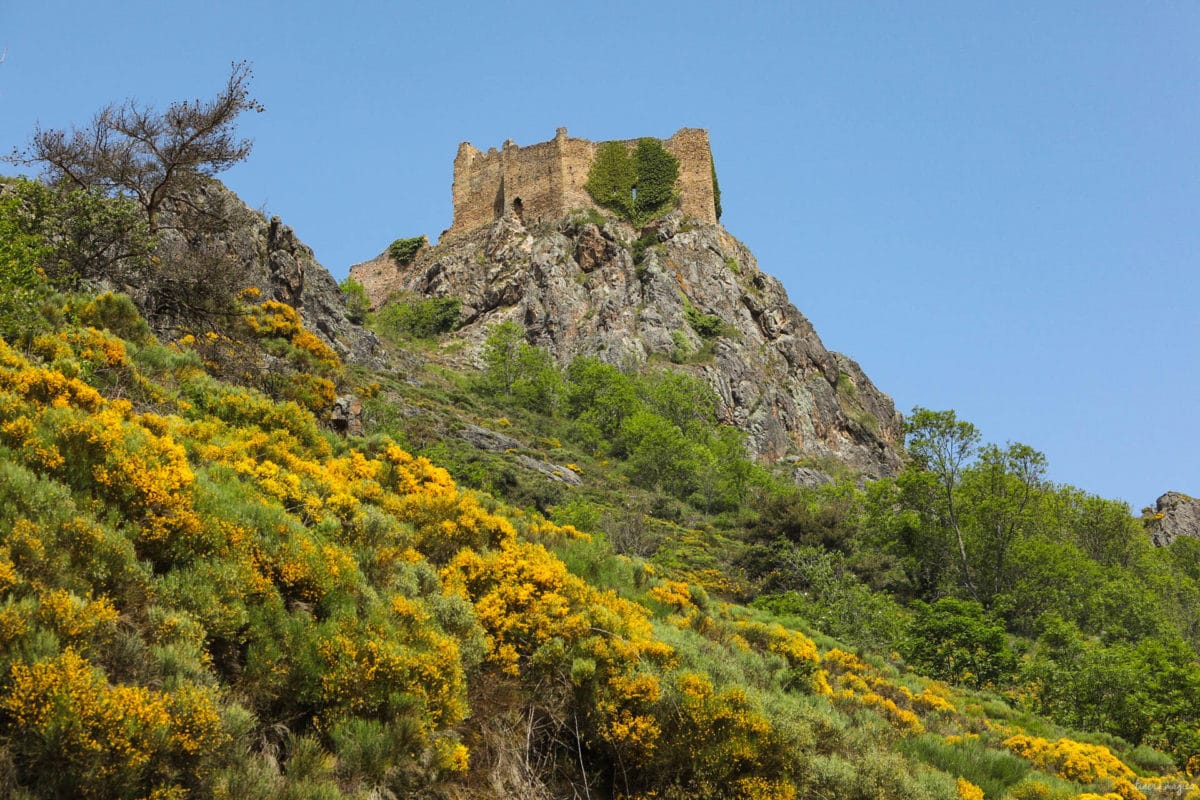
449;128;716;235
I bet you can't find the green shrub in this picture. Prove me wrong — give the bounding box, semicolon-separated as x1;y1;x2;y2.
1127;743;1176;775
669;330;693;363
339;277;370;323
69;292;152;344
387;236;426;265
374;294;461;339
901;598;1017;689
685;305;726;339
631;230;659;266
0;187;53;343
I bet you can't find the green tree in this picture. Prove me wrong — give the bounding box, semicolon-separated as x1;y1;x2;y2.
1047;487;1147;568
3;178;152;289
901;597;1017;688
511;341;563;413
960;442;1046;603
481;321;526;398
620;409;701;496
864;474;955;600
340;277;370;323
479;321;562;412
903;408;983;600
375;294;461;339
0;185;52;342
639;369;719;436
903;409;1048;606
991;535;1099;636
564;357;639;442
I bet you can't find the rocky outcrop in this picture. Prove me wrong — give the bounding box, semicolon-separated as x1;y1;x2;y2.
1147;492;1200;547
150;181;379;366
351;211;903;478
455;424;583;486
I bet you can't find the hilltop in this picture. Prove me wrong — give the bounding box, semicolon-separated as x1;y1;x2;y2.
350;128;903;480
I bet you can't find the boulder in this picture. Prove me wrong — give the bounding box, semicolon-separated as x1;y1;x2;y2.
1147;491;1200;546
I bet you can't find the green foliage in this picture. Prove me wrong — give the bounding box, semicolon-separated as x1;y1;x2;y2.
478;321;563;412
669;329;693;363
712;161;723;220
0;187;53;343
73;292;153;345
373;293;461;339
886;408;1046;606
584;141;636;221
2;178;153;289
685;306;726;339
901;734;1031;800
569;207;609;227
631;230;660;266
387;235;426;265
584;138;680;225
632;138;680;222
338;277;370;323
901;598;1017;688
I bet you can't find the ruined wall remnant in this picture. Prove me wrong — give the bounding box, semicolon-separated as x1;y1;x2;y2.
448;127;717;235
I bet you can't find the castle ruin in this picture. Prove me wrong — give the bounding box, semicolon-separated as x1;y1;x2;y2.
448;127;717;235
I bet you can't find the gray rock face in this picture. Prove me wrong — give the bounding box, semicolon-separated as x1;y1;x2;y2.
330;394;364;436
1147;492;1200;547
152;181;379;366
351;211;904;478
456;424;524;453
454;424;583;486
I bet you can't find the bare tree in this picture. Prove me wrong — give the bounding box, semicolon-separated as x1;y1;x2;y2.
7;61;263;232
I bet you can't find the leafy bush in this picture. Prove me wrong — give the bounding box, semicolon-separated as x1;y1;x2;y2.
0;178;152;291
339;277;370;323
0;185;54;343
685;304;727;339
374;294;461;339
387;235;426;265
478;321;562;411
901;598;1017;689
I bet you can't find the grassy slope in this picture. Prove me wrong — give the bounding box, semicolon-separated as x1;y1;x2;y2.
0;293;1193;800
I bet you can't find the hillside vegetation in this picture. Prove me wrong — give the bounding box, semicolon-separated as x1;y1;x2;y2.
2;96;1200;798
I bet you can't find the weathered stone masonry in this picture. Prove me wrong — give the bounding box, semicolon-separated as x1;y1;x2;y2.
448;127;717;236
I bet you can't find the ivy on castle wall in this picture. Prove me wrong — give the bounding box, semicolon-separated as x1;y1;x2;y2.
585;138;680;226
712;162;723;220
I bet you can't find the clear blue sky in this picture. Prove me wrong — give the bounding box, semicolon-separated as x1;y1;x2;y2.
1;1;1196;509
